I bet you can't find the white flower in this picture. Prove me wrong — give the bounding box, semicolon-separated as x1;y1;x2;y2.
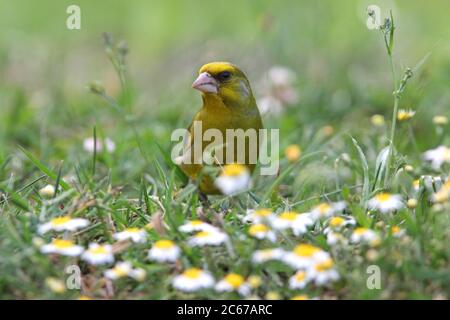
104;261;146;281
81;243;114;265
40;239;84;256
308;258;340;286
187;229;228;247
242;209;274;224
83;137;116;153
248;224;276;242
283;244;330;269
179;220;217;233
252;248;286;264
423;146;450;169
288;270;310;289
270;211;313;236
390;225;405;238
148;240;181;263
351;228;380;246
113;227;147;243
309;201;346;221
172;268;215;292
39;184;55;197
38;216;89;234
326;231;348;246
397;109;416;121
215;273;251;296
214;164;250;195
323;216;356;234
368;193;404;213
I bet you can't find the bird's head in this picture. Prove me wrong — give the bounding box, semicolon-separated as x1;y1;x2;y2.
192;62;254;108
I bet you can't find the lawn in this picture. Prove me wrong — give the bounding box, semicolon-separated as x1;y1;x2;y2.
0;0;449;299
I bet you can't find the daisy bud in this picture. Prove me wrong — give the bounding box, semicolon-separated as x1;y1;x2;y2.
284;144;301;163
371;114;385;127
407;198;417;209
433;115;448;126
39;184;55;198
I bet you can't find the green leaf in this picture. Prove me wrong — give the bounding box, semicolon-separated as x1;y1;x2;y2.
18;146;70;191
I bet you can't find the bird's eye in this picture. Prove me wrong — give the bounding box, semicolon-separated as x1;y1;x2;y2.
218;71;231;80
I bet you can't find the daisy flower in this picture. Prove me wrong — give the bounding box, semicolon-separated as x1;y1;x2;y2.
326;231;348;246
423;146;450;169
148;239;181;263
83;136;115;153
308;258;340;285
113;227;147;243
309;202;346;221
397;109;416;121
390;225;405;238
38;216;89;234
178;220;217;233
172;268;215;292
323;216;356;234
104;261;146;281
283;244;330;269
81;243;114;265
252;248;286;264
368;192;404;213
242;208;274;223
288;270;310;289
270;211;313;236
214;164;250;195
215;273;251;296
248;224;276;242
351;228;380;246
41;239;84;257
187;229;228;247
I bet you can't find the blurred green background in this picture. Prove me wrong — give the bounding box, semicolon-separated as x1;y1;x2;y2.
0;0;449;184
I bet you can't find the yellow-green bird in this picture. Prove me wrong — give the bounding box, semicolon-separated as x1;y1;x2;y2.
180;62;263;194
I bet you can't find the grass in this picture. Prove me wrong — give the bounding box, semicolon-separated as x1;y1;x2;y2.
0;2;449;299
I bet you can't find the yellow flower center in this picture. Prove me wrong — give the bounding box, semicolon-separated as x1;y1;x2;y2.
89;246;108;255
154;240;175;249
279;211;298;221
316;203;331;214
51;216;72;226
314;259;334;272
375;192;392;202
221;164;247;177
329;217;345;227
249;224;269;235
412;179;420;189
124;227;141;233
391;226;400;234
224;273;244;288
53;239;75;249
294;271;306;282
190;220;204;226
184;268;202;279
293;244;321;257
354;227;368;235
254;209;272;217
113;266;129;277
195;231;211;238
291;294;309;300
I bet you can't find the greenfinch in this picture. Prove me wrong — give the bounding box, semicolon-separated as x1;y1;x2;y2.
179;62;263;194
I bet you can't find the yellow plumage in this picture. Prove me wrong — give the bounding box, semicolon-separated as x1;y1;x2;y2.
180;62;263;194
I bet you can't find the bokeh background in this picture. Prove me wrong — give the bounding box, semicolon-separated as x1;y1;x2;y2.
0;0;449;184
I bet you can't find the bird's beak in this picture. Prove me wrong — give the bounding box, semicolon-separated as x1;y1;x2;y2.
192;72;218;94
